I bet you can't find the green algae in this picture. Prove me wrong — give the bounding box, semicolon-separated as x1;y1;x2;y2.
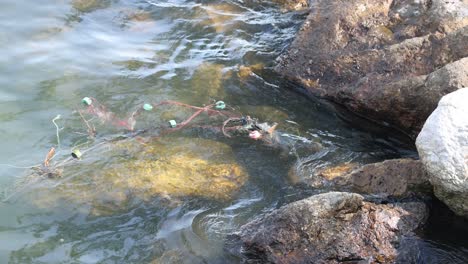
28;137;247;216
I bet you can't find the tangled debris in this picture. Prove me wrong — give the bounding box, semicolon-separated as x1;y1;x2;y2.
2;97;318;202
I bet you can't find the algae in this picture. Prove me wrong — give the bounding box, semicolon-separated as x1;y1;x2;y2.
200;4;242;33
238;63;265;80
72;0;111;12
28;138;248;215
189;63;226;100
239;105;289;125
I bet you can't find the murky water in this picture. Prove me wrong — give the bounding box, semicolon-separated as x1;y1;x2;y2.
0;0;466;263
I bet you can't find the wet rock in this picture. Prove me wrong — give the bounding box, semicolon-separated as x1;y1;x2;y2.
270;0;309;11
238;105;289;124
300;159;432;198
29;138;247;215
151;250;205;264
275;0;468;137
227;192;428;263
200;3;243;33
72;0;110;12
103;138;247;200
238;64;265;80
189;63;226;101
416;88;468;218
119;9;156;32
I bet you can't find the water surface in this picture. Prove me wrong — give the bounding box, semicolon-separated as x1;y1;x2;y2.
0;0;466;263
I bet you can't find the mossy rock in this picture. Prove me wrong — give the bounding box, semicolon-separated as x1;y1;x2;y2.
239;105;289;124
28;138;247;215
199;3;243;33
190;63;226;100
105;138;247;200
72;0;111;13
238;64;265;80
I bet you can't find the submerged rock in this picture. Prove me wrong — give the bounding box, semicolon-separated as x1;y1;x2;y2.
72;0;111;12
275;0;468;136
294;159;431;198
416;88;468;218
238;105;289;124
104;138;247;200
29;138;247;215
238;64;265;80
227;192;428;263
200;3;243;33
189;63;226;101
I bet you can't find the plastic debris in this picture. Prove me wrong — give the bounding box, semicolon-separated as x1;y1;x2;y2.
215;101;226;110
82;97;92;106
169;120;177;128
71;149;82;159
249;130;262;140
143;103;153;111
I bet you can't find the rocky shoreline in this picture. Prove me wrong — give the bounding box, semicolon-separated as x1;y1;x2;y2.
276;0;467;138
226;0;468;262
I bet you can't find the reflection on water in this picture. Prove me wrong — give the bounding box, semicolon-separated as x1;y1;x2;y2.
0;0;466;263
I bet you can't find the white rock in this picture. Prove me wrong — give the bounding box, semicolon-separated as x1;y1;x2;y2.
416;88;468;217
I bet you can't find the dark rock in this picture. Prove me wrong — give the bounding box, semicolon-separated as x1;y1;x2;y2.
298;159;432;198
275;0;468;137
226;192;428;263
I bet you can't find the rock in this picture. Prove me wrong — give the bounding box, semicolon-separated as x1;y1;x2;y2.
199;3;243;33
28;138;248;215
238;64;265;80
416;88;468;218
241;0;309;12
227;192;428;263
188;63;226;101
72;0;110;12
151;250;205;264
238;105;289;124
275;0;468;137
294;159;431;198
270;0;309;11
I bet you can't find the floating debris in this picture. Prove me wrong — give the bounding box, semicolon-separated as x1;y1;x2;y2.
2;97;321;208
169;119;177;128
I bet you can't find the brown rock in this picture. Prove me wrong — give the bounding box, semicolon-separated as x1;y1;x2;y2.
343;159;431;197
293;159;431;198
271;0;309;11
275;0;468;137
227;192;428;263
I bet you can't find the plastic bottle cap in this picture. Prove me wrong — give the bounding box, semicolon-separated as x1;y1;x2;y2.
71;149;82;159
143;103;153;111
215;101;226;110
82;97;92;106
169;120;177;128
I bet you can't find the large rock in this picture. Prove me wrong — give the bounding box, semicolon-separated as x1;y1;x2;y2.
275;0;468;137
227;192;428;263
416;88;468;218
292;158;431;198
26;138;248;215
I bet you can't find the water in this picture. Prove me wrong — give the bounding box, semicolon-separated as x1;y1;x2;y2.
0;0;466;263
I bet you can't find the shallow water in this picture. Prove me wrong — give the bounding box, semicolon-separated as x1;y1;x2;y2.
0;0;466;263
